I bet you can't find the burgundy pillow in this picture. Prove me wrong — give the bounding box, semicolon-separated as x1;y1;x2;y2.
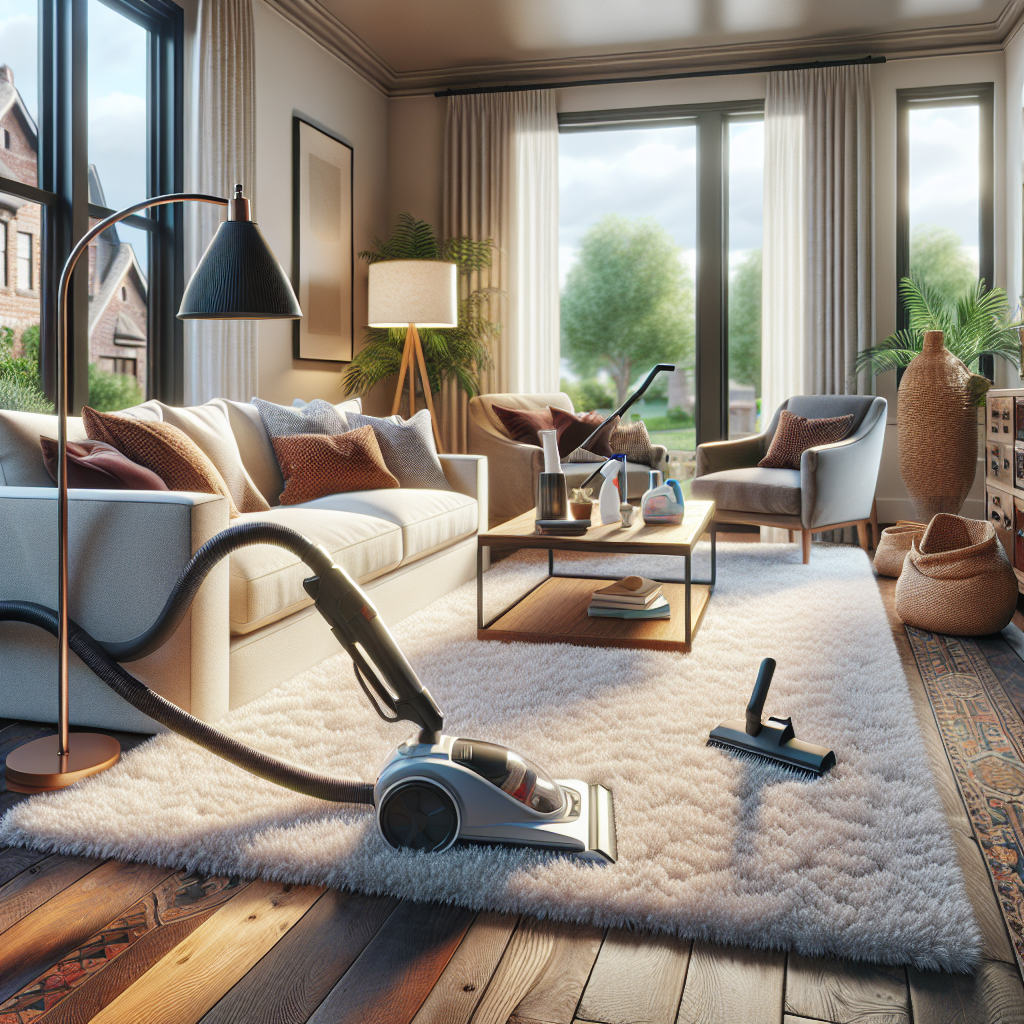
758;410;855;470
491;404;554;447
40;437;169;491
550;406;619;459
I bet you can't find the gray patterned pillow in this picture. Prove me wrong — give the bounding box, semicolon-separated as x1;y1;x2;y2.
253;397;347;438
345;409;452;490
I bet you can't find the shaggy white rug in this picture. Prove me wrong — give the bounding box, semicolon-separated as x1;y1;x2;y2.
0;543;980;971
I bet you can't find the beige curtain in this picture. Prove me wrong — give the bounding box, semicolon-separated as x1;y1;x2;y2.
441;90;559;452
186;0;257;404
761;65;874;423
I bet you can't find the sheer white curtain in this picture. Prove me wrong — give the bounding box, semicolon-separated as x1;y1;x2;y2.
441;90;559;452
761;65;875;424
186;0;257;405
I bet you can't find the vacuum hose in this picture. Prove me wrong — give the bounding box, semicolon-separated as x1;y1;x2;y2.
0;521;397;805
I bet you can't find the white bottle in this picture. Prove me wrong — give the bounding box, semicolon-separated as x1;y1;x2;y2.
598;460;622;525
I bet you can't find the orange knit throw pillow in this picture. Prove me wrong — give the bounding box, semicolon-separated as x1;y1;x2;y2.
82;406;240;517
272;427;399;505
758;409;855;470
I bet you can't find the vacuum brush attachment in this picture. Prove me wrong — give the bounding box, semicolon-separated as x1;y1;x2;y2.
707;658;836;776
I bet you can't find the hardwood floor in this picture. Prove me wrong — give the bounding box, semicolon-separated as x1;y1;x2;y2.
1;573;1023;1023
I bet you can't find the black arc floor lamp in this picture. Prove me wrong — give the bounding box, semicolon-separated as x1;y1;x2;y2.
5;185;302;794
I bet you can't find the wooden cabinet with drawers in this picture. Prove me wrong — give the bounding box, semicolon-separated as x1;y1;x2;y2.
986;388;1024;592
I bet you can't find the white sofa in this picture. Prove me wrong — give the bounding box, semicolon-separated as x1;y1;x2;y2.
0;398;487;734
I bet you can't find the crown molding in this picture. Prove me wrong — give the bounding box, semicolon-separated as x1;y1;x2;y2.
265;0;1024;98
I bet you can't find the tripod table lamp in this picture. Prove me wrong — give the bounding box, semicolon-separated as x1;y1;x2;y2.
4;185;302;794
366;259;457;452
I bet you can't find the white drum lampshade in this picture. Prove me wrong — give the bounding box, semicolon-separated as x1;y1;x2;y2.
367;260;458;328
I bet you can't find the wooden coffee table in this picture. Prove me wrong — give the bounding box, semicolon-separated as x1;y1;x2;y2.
477;500;716;653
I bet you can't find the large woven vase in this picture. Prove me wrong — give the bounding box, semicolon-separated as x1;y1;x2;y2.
898;330;978;521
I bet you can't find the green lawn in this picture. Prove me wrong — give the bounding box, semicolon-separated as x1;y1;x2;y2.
648;427;696;452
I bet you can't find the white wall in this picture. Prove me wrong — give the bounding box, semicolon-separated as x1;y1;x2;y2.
247;1;390;408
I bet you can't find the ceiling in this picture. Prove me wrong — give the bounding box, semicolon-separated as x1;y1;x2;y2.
268;0;1024;94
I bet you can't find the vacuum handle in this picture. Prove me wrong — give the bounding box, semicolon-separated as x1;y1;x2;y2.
745;658;776;736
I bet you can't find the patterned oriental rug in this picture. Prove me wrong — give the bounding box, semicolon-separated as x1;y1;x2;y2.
906;626;1024;970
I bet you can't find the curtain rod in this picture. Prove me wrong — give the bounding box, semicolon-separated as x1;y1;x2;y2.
434;54;886;98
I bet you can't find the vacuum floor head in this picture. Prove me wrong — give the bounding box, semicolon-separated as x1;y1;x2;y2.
708;717;835;776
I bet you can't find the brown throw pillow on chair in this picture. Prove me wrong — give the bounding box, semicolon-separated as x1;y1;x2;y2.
551;406;619;460
492;404;554;446
272;427;399;505
40;437;169;491
758;409;854;470
82;406;240;516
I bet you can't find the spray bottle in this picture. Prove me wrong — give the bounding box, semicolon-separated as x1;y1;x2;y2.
598;459;622;525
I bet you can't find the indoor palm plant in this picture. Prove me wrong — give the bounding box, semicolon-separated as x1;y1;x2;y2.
342;214;498;402
855;277;1023;519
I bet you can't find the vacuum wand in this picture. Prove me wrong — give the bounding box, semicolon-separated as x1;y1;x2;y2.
708;658;836;776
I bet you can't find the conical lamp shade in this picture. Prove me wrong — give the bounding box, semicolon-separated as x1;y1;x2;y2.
178;221;302;320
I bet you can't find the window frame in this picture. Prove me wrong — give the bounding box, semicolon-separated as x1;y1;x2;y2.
0;0;183;412
896;82;994;378
558;100;764;446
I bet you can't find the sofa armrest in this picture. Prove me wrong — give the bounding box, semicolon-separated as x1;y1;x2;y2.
800;398;888;529
0;487;231;731
695;433;767;477
439;454;488;534
650;444;668;469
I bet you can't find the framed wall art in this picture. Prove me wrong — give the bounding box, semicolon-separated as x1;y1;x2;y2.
292;116;354;362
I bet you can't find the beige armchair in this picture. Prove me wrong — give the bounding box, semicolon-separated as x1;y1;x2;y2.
691;395;886;563
468;392;667;527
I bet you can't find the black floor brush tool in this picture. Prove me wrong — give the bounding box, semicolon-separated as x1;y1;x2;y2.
707;658;836;776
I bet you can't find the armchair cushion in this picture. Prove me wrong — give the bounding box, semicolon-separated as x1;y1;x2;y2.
758;410;854;470
551;406;618;458
691;467;801;516
492;403;554;446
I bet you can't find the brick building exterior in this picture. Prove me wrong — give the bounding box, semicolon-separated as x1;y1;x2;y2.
0;65;147;388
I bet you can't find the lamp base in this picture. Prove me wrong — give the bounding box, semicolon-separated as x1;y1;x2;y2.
5;733;121;793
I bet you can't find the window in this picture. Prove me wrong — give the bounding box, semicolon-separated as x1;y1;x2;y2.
0;0;183;414
16;229;30;289
103;355;137;377
558;102;764;470
897;84;993;376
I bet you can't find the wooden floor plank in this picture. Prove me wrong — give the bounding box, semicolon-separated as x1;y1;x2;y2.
576;928;692;1024
784;952;910;1024
0;858;174;1003
0;844;56;887
908;959;1024;1024
0;852;104;934
12;872;245;1024
410;912;520;1024
675;942;785;1024
198;889;400;1024
305;899;476;1024
468;918;605;1024
86;879;323;1024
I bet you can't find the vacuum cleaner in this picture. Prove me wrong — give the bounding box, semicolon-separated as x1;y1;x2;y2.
707;658;836;775
0;521;616;861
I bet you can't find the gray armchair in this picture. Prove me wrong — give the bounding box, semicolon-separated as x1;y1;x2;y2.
691;395;887;563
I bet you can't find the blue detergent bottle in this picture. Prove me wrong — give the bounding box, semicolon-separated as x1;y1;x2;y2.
641;470;685;525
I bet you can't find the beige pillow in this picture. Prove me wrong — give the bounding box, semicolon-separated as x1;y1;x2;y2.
213;398;285;506
0;410;86;486
119;400;270;513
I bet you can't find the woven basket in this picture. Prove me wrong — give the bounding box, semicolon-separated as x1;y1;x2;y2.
873;521;926;578
895;514;1018;636
897;330;978;521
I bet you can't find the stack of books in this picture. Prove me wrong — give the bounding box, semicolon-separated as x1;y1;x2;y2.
534;519;590;537
587;575;670;619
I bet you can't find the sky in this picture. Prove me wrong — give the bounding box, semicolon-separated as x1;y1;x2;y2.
0;0;149;262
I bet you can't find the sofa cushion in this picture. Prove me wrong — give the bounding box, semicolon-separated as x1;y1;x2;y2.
229;507;403;634
213;399;285;506
119;399;270;513
690;467;801;516
346;409;451;491
273;428;398;504
0;410;86;486
295;488;477;566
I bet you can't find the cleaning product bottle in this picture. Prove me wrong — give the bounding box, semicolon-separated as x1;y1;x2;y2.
598;459;622;525
641;470;685;525
535;429;567;520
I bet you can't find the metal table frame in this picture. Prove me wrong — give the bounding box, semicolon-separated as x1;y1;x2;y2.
477;521;717;647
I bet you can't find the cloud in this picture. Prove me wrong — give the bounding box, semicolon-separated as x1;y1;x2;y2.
0;6;39;122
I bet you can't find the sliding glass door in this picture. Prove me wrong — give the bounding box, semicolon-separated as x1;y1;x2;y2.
558;102;764;473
